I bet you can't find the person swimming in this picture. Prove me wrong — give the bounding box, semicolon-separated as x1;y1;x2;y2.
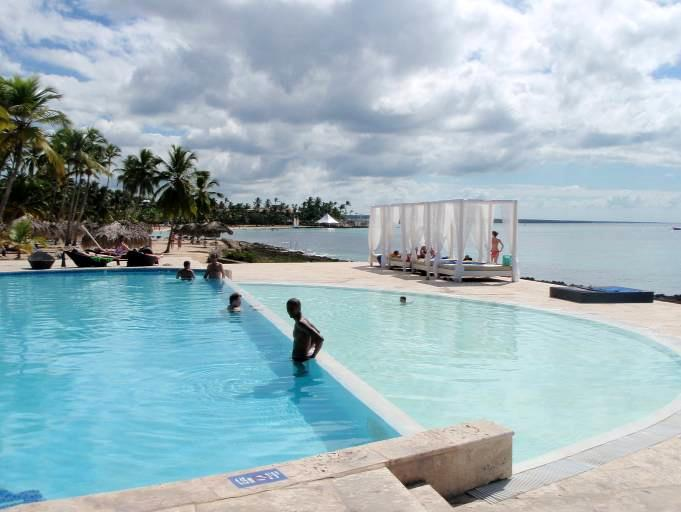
286;298;324;362
227;292;241;312
176;260;195;280
400;296;407;304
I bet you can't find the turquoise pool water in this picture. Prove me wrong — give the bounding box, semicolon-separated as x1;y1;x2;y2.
0;271;396;502
242;284;681;462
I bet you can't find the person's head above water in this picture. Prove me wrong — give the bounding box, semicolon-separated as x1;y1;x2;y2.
400;296;407;304
229;292;241;310
183;260;191;269
286;298;302;319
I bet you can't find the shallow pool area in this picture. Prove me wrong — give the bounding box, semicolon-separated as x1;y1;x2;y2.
241;283;681;463
0;271;396;502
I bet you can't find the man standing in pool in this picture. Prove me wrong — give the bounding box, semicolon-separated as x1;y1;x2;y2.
287;298;324;363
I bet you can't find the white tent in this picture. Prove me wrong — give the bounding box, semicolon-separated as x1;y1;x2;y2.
368;199;519;282
316;214;339;225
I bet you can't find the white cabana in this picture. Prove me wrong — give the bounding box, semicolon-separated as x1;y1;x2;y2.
368;199;519;282
316;213;339;225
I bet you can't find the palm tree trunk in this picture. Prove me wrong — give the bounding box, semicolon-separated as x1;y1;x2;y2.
77;174;92;223
66;170;82;244
164;225;174;253
0;145;23;222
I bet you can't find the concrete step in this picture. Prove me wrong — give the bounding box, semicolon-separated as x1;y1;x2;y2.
198;467;428;512
333;467;428;512
409;484;453;512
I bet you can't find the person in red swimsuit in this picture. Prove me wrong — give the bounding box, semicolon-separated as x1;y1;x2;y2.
491;230;504;263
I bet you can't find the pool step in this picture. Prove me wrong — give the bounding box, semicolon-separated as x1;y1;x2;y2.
409;484;453;512
196;467;428;511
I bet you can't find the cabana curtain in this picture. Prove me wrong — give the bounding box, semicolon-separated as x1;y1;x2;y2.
369;199;519;282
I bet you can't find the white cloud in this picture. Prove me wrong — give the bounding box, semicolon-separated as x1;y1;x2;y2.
1;0;681;219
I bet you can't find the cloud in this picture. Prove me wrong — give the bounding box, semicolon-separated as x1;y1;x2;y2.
2;0;681;218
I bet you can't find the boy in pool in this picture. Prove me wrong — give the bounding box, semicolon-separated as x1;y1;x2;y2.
286;298;324;362
228;292;241;312
176;261;195;280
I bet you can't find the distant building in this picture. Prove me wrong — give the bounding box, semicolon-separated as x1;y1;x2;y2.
344;214;370;227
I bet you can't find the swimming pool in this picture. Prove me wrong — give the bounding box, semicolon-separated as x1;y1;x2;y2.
0;271;396;503
241;283;681;463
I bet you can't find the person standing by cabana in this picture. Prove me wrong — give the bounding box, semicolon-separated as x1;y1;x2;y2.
491;231;504;263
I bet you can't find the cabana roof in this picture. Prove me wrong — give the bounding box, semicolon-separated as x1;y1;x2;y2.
368;199;519;282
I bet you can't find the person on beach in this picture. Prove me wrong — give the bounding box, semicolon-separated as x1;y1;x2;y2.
176;261;195;280
491;231;504;264
204;253;227;280
228;292;242;312
287;298;324;363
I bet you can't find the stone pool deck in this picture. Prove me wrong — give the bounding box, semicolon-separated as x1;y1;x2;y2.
4;260;681;511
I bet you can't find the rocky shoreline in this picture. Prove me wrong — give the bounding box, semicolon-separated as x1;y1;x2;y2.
219;239;345;263
522;276;681;305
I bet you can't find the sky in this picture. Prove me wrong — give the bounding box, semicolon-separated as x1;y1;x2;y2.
1;0;681;221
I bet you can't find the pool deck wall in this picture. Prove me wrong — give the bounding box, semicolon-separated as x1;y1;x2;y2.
16;420;512;511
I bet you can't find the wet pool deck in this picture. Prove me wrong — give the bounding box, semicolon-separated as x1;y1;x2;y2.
4;259;681;511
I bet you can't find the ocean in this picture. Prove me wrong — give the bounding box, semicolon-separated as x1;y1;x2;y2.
226;223;681;295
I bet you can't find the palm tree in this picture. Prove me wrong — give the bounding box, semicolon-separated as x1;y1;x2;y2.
194;170;222;222
76;128;107;223
118;148;162;199
51;127;105;242
102;143;121;188
155;145;198;253
0;76;68;222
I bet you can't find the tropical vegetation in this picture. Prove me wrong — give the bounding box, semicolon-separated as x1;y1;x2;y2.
0;74;353;254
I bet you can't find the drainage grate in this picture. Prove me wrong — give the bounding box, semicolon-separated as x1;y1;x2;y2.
468;459;591;503
469;410;681;504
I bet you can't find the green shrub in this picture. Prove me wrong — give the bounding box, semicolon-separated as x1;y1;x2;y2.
223;250;257;263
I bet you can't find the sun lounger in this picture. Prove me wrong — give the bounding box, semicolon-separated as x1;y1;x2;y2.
550;286;654;303
126;250;159;267
410;259;512;280
387;255;413;270
65;249;113;268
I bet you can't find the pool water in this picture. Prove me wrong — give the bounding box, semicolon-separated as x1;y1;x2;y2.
242;284;681;462
0;271;396;501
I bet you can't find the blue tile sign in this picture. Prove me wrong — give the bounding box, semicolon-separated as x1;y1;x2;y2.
229;468;288;489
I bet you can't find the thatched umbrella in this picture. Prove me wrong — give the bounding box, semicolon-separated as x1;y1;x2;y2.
176;223;200;236
86;221;152;249
200;221;234;237
55;221;87;244
11;216;53;239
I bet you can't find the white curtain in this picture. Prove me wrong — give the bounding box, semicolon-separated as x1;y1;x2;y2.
407;203;426;261
497;201;519;281
399;204;410;263
469;202;493;262
380;205;397;267
427;202;448;277
368;206;382;265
